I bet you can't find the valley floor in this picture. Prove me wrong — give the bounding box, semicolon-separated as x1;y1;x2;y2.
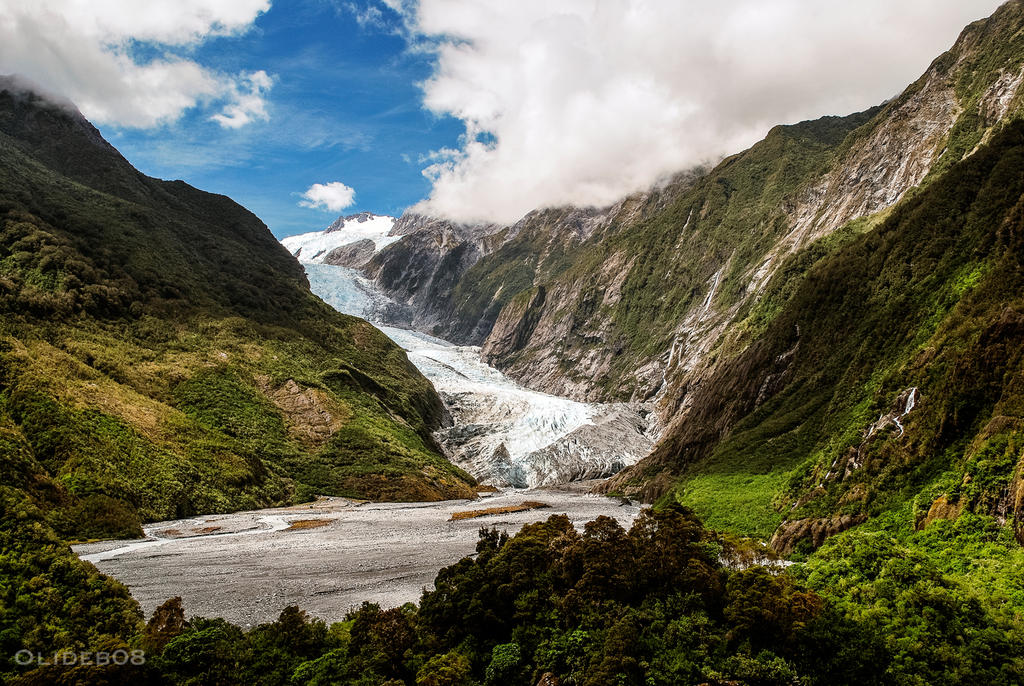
72;490;640;627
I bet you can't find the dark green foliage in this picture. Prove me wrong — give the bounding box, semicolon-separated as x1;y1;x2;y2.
408;507;848;685
142;597;189;655
416;651;473;686
155;618;247;685
110;506;1019;685
145;608;342;686
0;486;143;679
796;528;1024;684
484;643;524;685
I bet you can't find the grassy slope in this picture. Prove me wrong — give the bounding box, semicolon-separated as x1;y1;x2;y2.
0;86;474;546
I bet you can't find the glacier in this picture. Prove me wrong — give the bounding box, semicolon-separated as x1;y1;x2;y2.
300;255;657;489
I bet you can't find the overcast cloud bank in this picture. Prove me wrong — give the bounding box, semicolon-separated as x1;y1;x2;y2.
395;0;1004;223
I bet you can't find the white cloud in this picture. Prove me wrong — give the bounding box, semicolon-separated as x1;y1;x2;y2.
210;70;275;129
299;182;357;212
344;2;389;30
400;0;1006;224
0;0;272;128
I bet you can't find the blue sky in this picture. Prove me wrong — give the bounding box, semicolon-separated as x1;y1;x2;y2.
3;1;1006;234
102;2;463;238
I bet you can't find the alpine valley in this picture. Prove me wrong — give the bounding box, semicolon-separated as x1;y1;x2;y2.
3;2;1024;685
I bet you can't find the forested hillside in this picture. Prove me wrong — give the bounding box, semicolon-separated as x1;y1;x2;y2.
0;78;476;678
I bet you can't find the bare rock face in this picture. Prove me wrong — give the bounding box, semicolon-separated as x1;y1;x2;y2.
258;377;345;447
769;515;867;556
325;211;377;232
322;238;376;268
362;215;504;344
745;63;961;297
480;286;547;364
920;495;965;529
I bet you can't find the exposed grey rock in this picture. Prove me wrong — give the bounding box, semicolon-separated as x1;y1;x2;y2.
357;10;1024;456
322;238;376;268
325;211;379;232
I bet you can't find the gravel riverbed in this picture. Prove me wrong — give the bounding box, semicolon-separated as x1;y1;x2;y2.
74;490;640;627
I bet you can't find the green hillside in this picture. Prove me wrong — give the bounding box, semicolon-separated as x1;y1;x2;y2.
0;82;475;546
639;120;1024;549
4;2;1024;683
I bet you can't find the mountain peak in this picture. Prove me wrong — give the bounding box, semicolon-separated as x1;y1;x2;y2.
0;73;146;199
0;74;79;116
281;213;400;267
326;211;386;233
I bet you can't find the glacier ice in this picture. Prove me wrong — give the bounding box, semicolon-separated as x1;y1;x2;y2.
293;254;656;489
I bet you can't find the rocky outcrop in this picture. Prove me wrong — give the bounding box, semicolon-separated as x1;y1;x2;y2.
362;215;503;343
322;238;376;268
920;495;965;529
769;515;868;556
258;377;346;447
480;286;547;364
325;211;379;231
744;64;960;296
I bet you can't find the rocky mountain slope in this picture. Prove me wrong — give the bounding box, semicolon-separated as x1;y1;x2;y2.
614;119;1024;551
362;213;506;341
361;1;1024;551
0;77;475;546
372;2;1024;410
281;212;400;268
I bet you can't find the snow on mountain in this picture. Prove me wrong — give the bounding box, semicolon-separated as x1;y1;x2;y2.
302;262;657;488
281;212;401;264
